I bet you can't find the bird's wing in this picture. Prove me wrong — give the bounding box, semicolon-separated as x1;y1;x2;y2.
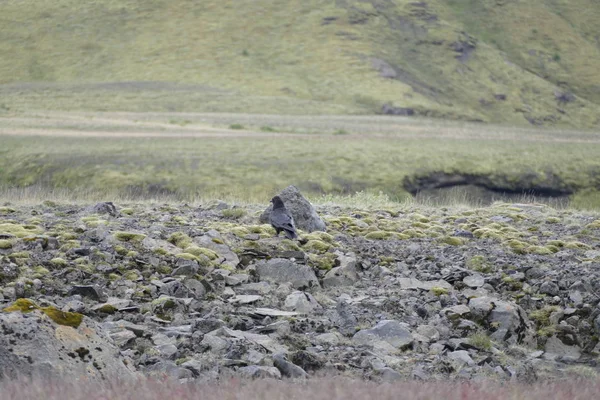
271;209;296;230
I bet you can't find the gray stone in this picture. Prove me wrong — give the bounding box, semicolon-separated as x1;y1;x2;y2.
399;278;452;291
192;318;225;334
468;296;535;345
237;282;272;295
594;314;600;334
443;304;471;320
194;233;239;270
569;290;583;306
92;297;132;312
463;274;485;288
375;367;402;382
84;202;119;217
145;361;194;380
0;310;136;381
238;365;282;379
229;295;262;305
315;332;342;346
109;330;137;348
323;255;359;287
259;185;326;232
68;285;107;302
416;325;440;342
160;281;191;298
333;300;358;337
272;353;308;378
250;308;299;317
284;291;321;314
544;336;581;360
63;300;86;313
224;274;249;286
447;350;475;366
353;320;413;351
219;328;288;354
539;281;560;296
255;258;319;289
200;335;230;354
172;262;199;276
183;278;206;299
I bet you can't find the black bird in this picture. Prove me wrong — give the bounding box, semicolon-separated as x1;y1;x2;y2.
269;196;298;239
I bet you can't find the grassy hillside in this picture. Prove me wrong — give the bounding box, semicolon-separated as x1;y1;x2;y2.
0;0;599;127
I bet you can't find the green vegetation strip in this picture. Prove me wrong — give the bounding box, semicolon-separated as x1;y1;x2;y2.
1;126;599;208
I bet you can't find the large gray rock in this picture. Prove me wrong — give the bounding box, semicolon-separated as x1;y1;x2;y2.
353;320;413;352
468;296;536;346
83;202;119;217
272;353;308;379
0;309;136;380
259;185;326;232
284;291;321;314
323;252;360;287
238;365;282;379
544;336;581;361
255;258;319;289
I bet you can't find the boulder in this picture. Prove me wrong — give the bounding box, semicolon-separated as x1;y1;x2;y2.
255;258;319;289
0;307;136;380
353;320;413;352
272;353;308;378
259;185;326;232
468;296;536;346
83;202;119;217
284;291;321;314
323;252;360;287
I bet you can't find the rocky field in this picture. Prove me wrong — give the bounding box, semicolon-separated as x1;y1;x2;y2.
1;187;600;385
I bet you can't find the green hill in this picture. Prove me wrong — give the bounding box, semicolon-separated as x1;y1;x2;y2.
1;0;600;127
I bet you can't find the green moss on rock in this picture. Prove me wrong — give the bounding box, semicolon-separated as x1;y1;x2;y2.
50;258;68;267
9;251;30;259
0;239;14;249
565;241;591;250
156;265;173;275
309;253;337;270
467;255;494;273
184;246;218;260
168;232;193;248
301;232;335;243
114;231;146;243
442;236;466;246
3;298;83;328
508;240;529;254
175;252;199;261
96;304;118;314
365;231;391;240
114;245;129;256
0;223;43;238
124;271;140;281
527;246;553;255
303;239;331;253
33;265;50;277
431;287;449;296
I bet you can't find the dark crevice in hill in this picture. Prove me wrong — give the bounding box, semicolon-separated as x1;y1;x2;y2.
403;171;575;201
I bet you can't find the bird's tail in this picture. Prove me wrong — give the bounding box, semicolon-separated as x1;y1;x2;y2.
284;229;298;240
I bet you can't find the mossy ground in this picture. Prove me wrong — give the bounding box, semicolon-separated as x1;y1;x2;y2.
3;298;84;328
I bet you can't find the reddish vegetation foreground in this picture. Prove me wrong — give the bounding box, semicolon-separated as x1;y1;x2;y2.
1;377;599;400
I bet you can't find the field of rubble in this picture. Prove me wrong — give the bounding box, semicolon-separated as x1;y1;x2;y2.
1;186;600;391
